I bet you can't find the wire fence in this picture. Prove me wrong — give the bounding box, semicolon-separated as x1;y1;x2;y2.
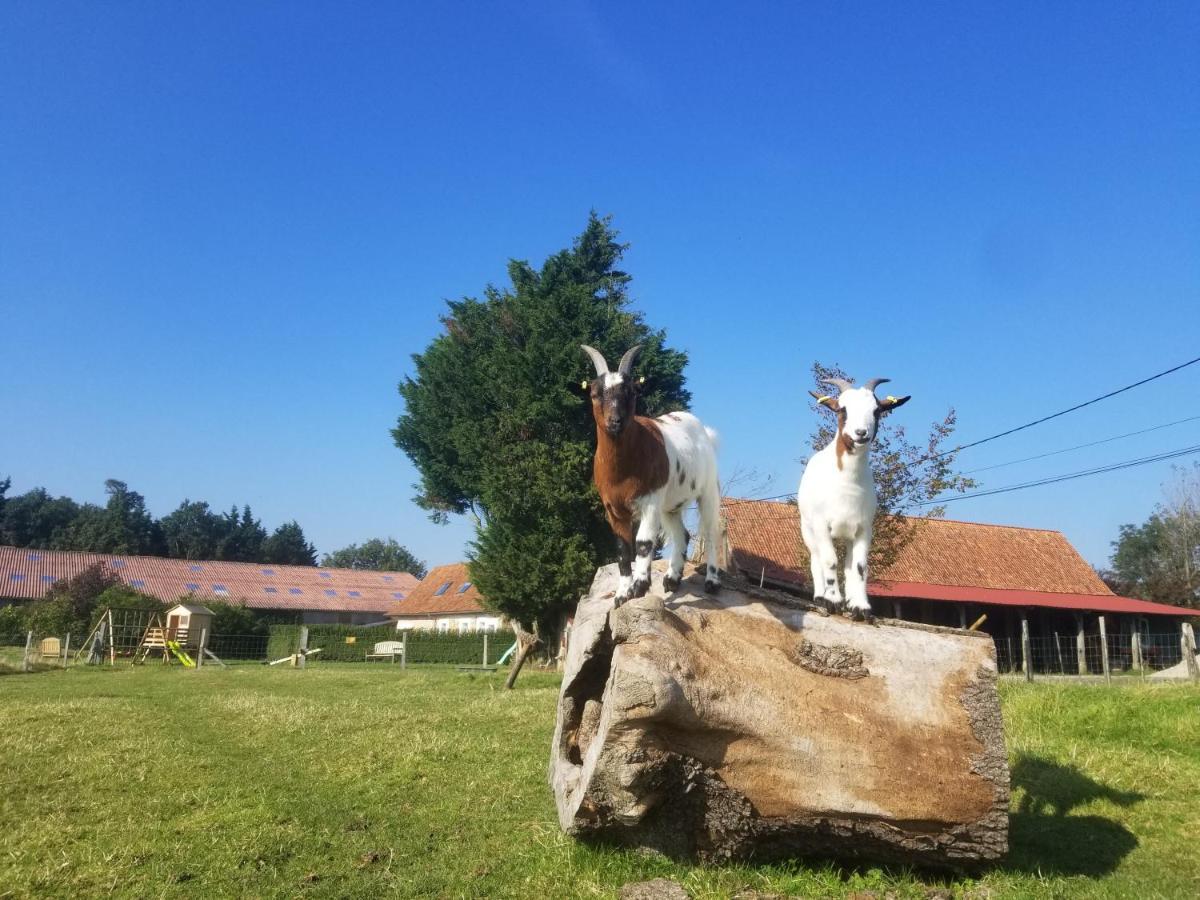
1;625;518;674
995;630;1191;677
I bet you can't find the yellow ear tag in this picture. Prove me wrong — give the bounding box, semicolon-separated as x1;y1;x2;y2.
885;395;896;403
580;380;589;390
816;395;831;404
638;376;646;384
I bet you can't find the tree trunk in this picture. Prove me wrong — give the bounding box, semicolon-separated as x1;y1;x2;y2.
550;563;1009;870
504;623;541;690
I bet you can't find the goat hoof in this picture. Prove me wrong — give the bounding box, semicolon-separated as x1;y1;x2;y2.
704;578;719;594
849;607;873;623
662;573;681;593
630;578;650;599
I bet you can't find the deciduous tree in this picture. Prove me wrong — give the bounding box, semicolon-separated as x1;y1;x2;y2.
1106;463;1200;607
321;538;426;577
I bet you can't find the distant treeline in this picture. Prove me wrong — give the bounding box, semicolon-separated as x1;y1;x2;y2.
0;478;318;565
0;477;427;576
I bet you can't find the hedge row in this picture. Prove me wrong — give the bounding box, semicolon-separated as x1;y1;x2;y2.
266;624;515;664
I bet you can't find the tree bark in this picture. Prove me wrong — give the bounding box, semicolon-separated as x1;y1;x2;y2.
504;622;541;690
550;563;1009;870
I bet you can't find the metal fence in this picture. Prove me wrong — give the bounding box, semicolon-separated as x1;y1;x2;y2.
996;628;1193;678
1;626;518;673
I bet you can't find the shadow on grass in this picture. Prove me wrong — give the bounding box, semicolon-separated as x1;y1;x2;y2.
1003;754;1143;877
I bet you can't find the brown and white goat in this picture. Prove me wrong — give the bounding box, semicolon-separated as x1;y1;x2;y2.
582;344;722;603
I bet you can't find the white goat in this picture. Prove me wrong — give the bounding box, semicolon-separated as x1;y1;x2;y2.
581;344;723;603
797;377;909;619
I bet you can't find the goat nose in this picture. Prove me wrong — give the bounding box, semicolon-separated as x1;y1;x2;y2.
855;428;868;439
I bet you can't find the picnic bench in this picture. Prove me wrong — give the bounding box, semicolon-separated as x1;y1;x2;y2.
365;640;405;663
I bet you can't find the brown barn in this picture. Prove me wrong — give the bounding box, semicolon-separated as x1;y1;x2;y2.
721;498;1197;675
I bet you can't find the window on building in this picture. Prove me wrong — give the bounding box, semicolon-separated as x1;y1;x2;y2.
289;588;303;595
392;592;405;600
130;580;146;588
264;587;277;594
41;575;54;583
434;582;451;596
348;591;361;598
212;584;228;594
185;583;199;591
324;589;336;597
458;620;471;634
26;553;41;562
261;569;275;576
437;620;450;633
457;582;472;594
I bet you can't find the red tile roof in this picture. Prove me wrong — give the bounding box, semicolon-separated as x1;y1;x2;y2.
0;545;419;616
392;562;487;618
722;498;1196;618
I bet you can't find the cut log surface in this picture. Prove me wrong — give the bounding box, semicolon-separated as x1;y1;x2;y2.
549;563;1009;870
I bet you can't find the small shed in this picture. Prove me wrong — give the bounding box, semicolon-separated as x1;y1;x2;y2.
164;602;215;648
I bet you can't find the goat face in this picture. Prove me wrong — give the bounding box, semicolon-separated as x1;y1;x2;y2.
581;344;644;437
589;373;639;437
810;379;911;448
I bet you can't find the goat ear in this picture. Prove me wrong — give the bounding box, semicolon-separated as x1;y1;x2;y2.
808;390;839;411
878;394;911;414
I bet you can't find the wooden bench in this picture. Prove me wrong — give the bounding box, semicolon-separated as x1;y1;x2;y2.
366;640;405;663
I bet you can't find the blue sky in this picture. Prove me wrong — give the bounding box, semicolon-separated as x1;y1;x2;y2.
2;1;1197;570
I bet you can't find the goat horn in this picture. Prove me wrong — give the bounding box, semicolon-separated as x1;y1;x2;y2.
617;344;644;377
864;377;891;392
580;345;610;377
822;377;855;393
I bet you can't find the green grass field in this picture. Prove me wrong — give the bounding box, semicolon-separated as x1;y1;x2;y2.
1;666;1197;899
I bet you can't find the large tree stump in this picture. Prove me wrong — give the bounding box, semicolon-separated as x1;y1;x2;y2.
549;563;1009;870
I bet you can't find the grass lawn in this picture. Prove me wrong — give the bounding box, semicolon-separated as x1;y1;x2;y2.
1;666;1197;899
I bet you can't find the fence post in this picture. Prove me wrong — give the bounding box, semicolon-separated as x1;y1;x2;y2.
483;633;488;667
297;626;309;669
1075;614;1087;675
1098;615;1111;683
197;628;207;670
22;630;34;673
1182;623;1199;683
62;633;70;668
1020;613;1033;682
1130;629;1142;673
401;631;407;671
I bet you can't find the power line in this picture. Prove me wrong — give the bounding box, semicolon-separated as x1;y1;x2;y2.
962;414;1200;475
917;443;1200;506
746;356;1200;500
927;354;1200;462
730;442;1200;519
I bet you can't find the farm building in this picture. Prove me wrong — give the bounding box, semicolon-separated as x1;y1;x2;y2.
0;545;420;625
721;498;1198;675
389;562;506;634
